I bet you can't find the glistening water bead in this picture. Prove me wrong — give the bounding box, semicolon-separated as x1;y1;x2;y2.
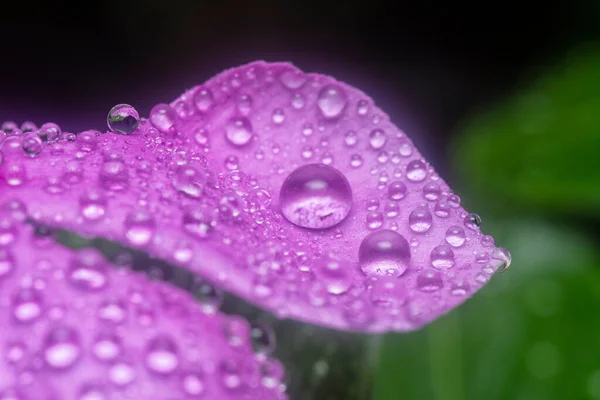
359;229;411;277
279;164;353;230
107;104;140;135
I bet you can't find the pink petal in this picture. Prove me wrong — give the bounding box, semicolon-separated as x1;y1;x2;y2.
0;61;510;332
0;220;286;399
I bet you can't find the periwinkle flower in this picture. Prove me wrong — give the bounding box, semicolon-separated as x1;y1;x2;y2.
0;61;510;396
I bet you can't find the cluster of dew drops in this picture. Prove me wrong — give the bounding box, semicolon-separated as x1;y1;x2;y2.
0;67;511;332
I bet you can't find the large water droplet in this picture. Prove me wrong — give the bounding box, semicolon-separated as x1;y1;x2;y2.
464;213;482;230
225;117;253;146
38;122;61;142
491;247;512;272
107;104;139;134
317;85;347;119
279;164;353;230
359;229;411;277
22;134;43;157
388;181;406;200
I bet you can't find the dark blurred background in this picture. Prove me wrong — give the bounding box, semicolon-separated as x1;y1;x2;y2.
2;1;600;399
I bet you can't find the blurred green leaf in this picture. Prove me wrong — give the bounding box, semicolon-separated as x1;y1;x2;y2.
452;45;600;216
373;220;600;400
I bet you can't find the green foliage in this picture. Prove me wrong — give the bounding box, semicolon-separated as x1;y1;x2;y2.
452;46;600;217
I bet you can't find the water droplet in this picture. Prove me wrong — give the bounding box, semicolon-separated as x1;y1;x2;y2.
237;94;253;115
68;249;108;291
491;247;511;272
43;326;81;369
80;189;107;221
370;277;406;308
272;108;285;124
22;134;43;157
464;213;482;230
183;206;217;239
481;235;495;247
417;271;443;292
99;159;129;191
279;68;307;89
149;103;178;134
224;317;250;348
225;116;253;147
109;361;136;386
314;255;352;295
406;160;427;182
182;371;206;396
225;155;239;170
388;181;407;200
280;164;353;230
291;93;306;109
317;85;347;119
172;165;206;198
423;182;441;201
369;129;387;150
445;226;466;247
38;122;61;142
430;245;455;269
77;383;107;400
447;194;461;207
384;201;399;217
260;359;285;389
409;207;432;233
12;288;43;323
93;333;122;362
451;281;470;296
250;323;276;356
193;87;214;112
124;210;155;246
344;130;358;147
434;200;450;218
398;142;413;157
107;104;140;134
145;335;179;375
359;229;411;277
366;211;384;230
191;278;223;312
357;100;369;116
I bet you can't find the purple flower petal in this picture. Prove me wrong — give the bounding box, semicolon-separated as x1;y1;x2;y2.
0;220;286;399
0;61;510;332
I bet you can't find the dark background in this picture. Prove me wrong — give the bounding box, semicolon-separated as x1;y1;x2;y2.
2;2;600;399
2;0;599;170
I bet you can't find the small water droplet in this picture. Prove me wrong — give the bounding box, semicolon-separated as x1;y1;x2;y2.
464;213;482;230
172;165;206;198
225;116;253;147
434;200;451;218
145;335;179;375
237;94;253;115
79;189;107;221
388;181;407;200
149;103;178;134
491;247;511;272
357;100;369;116
445;226;466;247
366;211;384;230
38;122;61;142
183;206;217;239
272;108;285;124
409;207;432;233
182;371;206;396
447;194;461;207
43;326;81;370
93;333;122;362
109;361;136;386
22;134;43;157
406;160;427;182
423;182;441;201
280;164;353;230
430;245;455;269
124;210;155;246
359;229;411;277
193;87;214;112
417;271;443;292
68;249;108;291
107;104;140;134
369;129;387;150
291;92;306;109
317;85;347;119
12;288;43;323
314;255;352;295
250;323;276;356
